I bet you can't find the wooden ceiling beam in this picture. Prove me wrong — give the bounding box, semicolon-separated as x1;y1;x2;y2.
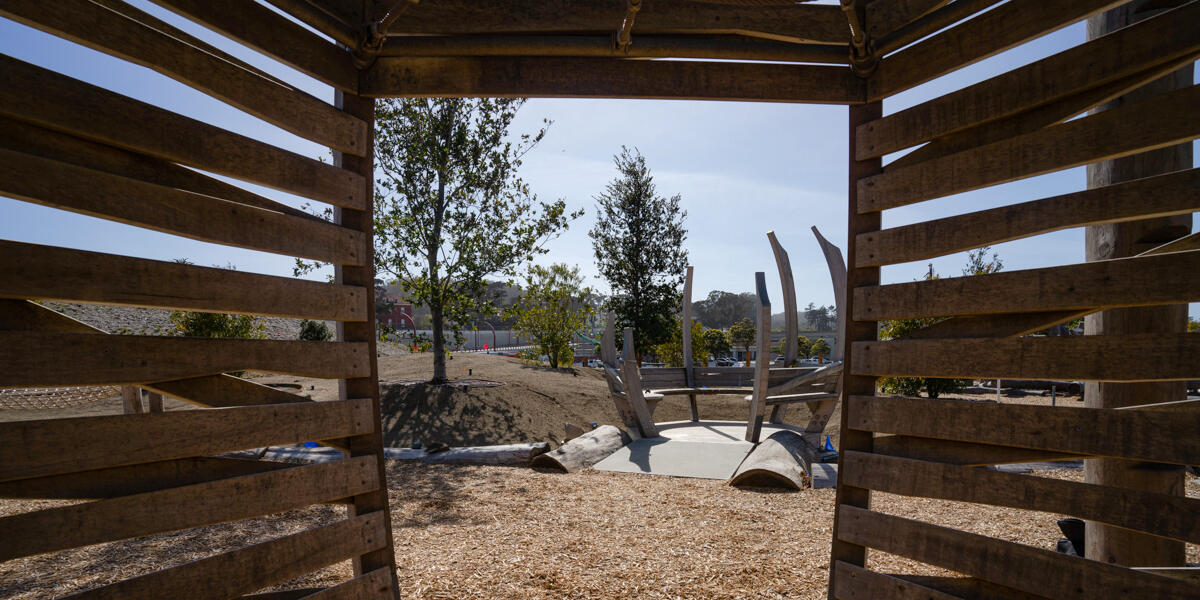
381;0;850;45
378;35;848;63
361;56;865;103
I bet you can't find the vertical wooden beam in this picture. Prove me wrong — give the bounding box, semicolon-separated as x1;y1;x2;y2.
621;327;659;437
121;386;144;414
828;100;883;599
333;89;400;599
146;391;164;413
767;231;798;424
681;265;698;421
1082;0;1192;568
745;272;772;443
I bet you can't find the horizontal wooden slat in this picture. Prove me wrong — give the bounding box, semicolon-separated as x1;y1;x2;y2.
0;331;369;387
869;0;1125;99
0;456;293;500
147;0;358;92
0;54;364;209
843;451;1200;543
0;116;319;221
872;435;1086;466
386;0;850;45
0;397;373;482
0;0;366;156
146;375;310;408
846;395;1200;465
64;512;387;600
836;506;1199;598
864;0;950;39
855;250;1200;320
361;57;866;104
297;568;393;600
873;0;1005;56
262;0;357;47
855;168;1200;267
858;83;1200;211
0;149;364;265
859;2;1200;158
0;240;367;320
895;575;1052;600
0;455;379;561
894;310;1092;340
852;333;1200;383
0;298;97;334
833;561;963;600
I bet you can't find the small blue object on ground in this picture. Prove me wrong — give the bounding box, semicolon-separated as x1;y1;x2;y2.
824;435;835;451
303;441;319;448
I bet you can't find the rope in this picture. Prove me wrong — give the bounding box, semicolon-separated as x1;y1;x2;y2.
0;386;121;410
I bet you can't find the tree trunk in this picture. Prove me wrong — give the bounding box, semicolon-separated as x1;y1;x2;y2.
1083;0;1192;567
430;302;446;383
429;168;447;384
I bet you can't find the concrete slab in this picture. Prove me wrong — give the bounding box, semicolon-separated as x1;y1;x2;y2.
654;420;807;444
592;437;753;480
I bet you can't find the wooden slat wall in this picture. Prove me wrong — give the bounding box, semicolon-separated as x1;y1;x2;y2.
0;1;397;598
830;0;1200;597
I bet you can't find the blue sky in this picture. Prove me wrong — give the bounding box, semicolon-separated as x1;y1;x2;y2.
1;2;1195;319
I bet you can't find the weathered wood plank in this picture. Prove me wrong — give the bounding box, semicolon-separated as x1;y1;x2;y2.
64;513;388;600
148;0;357;92
855;167;1200;267
262;0;357;47
622;327;660;438
146;375;309;409
0;398;373;482
873;0;1004;56
894;310;1092;340
0;55;363;209
858;83;1200;211
0;332;370;387
745;272;772;443
859;2;1200;158
872;435;1087;466
0;457;293;500
854;250;1200;320
0;149;364;265
681;265;697;421
297;568;393;600
846;396;1200;465
869;0;1125;99
852;334;1200;383
833;561;964;600
0;116;318;221
895;575;1052;600
0;299;96;334
0;241;367;321
836;506;1200;598
842;451;1200;543
386;0;850;45
0;456;379;561
0;0;366;155
865;0;950;39
362;57;865;104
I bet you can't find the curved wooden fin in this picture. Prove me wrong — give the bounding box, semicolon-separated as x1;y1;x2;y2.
767;232;799;367
811;226;848;362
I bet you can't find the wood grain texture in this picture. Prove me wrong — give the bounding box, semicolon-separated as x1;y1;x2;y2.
869;0;1125;99
146;375;310;409
859;2;1200;158
836;506;1200;599
0;148;364;265
842;451;1200;543
0;240;367;320
858;83;1200;211
0;116;317;221
262;0;357;47
745;272;772;443
681;266;697;421
385;0;849;44
855;167;1200;267
893;310;1092;340
0;398;373;482
832;561;963;600
0;456;379;561
0;54;363;209
147;0;357;92
0;332;370;387
296;568;393;600
851;333;1200;383
854;250;1200;320
0;299;97;334
64;513;388;600
871;435;1086;466
0;0;366;155
0;457;293;500
864;0;950;39
622;327;660;438
846;396;1200;465
362;57;865;104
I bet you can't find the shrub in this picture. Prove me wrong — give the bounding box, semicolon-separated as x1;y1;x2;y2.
298;319;333;341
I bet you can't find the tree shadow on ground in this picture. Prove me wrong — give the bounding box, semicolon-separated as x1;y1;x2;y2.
380;383;533;447
385;460;510;529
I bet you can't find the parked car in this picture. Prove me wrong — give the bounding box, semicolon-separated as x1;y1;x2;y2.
714;357;736;367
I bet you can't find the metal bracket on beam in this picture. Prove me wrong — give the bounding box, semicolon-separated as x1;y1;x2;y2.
840;0;878;77
614;0;642;53
354;0;421;69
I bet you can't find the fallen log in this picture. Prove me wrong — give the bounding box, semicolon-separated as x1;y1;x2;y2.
531;425;630;473
982;379;1083;394
387;442;550;466
729;430;820;490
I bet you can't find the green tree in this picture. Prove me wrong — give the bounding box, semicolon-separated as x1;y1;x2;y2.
778;334;811;358
963;245;1004;276
701;328;731;360
693;290;756;329
168;259;266;347
590;146;688;363
728;318;756;366
298;319;333;341
509;263;594;369
654;318;706;367
300;98;580;383
809;338;831;360
1188;317;1198;333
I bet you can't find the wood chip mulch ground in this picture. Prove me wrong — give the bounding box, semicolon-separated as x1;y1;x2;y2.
3;462;1196;599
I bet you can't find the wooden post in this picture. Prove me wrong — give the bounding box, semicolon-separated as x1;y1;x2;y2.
828;100;882;599
1082;1;1192;568
146;391;164;413
621;327;659;437
681;265;698;421
767;232;797;424
744;272;771;443
333;89;400;598
120;386;143;414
